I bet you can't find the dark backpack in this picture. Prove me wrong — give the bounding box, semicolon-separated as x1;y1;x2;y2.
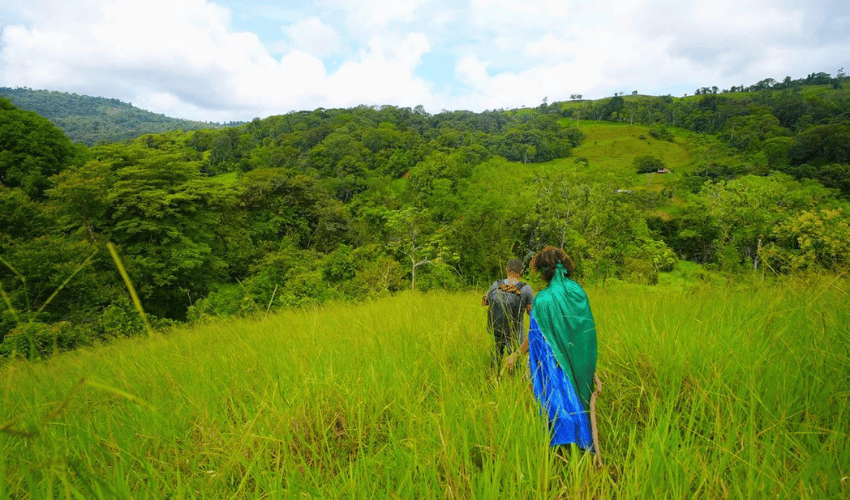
487;280;528;337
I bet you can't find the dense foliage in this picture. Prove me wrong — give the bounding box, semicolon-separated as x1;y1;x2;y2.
1;71;849;358
0;99;87;198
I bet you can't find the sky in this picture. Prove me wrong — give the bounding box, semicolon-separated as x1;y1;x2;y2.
1;0;848;123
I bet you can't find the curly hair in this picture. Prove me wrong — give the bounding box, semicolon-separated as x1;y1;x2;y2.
530;246;575;283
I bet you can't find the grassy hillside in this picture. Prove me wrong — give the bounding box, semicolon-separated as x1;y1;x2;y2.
570;122;692;173
498;120;696;213
485;121;693;181
2;276;847;498
558;121;693;186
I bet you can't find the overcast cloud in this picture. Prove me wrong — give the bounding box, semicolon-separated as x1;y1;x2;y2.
1;0;847;122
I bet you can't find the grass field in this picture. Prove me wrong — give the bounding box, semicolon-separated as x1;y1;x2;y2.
2;276;848;498
528;121;695;198
570;122;693;176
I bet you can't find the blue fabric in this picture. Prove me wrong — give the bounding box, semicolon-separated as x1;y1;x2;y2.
530;264;597;411
528;312;593;449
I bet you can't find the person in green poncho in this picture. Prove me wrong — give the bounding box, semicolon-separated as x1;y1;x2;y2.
515;246;603;465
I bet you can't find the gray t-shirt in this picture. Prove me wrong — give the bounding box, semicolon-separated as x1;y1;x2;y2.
486;280;534;309
486;279;535;344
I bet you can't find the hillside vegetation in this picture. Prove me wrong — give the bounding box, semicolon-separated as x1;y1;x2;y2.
0;87;237;146
1;72;850;358
1;279;847;498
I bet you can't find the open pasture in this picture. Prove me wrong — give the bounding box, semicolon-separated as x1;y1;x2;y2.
1;277;848;498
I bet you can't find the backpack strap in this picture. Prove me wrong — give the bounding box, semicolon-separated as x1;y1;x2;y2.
498;280;526;295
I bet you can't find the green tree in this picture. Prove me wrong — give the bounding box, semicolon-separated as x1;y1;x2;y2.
762;208;850;272
525;176;674;284
0;186;53;247
788;124;850;166
308;132;369;176
405;151;466;211
602;95;625;121
0;98;83;198
697;174;835;270
105;144;233;318
633;155;666;174
238;169;348;253
46;160;113;243
0;236;115;343
207;128;246;174
723;107;787;152
385;206;446;290
648;126;674;142
450;163;535;280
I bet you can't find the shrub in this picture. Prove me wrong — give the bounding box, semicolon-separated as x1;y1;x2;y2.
97;299;147;338
619;257;659;285
416;262;462;292
648;126;674;142
633;155;666;174
322;245;356;284
0;321;79;359
186;285;258;321
276;269;337;307
349;257;406;297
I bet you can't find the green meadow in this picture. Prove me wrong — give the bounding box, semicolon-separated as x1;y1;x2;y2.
2;275;848;499
568;122;693;177
506;120;695;200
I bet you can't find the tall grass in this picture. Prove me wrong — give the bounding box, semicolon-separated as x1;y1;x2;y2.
1;277;848;498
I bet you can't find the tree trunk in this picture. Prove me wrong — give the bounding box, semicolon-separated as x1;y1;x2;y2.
410;255;416;290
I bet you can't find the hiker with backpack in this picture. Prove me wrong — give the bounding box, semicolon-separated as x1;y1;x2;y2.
482;259;534;371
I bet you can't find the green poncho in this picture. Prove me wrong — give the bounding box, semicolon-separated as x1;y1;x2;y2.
530;263;598;408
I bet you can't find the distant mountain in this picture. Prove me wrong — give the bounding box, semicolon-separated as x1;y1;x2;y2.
0;87;241;145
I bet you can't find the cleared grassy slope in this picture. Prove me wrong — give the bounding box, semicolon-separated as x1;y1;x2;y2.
570;122;693;175
523;121;696;202
2;277;847;498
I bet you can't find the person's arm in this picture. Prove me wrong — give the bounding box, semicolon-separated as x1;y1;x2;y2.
594;372;602;395
522;284;534;316
506;336;529;372
482;282;497;306
514;297;531;361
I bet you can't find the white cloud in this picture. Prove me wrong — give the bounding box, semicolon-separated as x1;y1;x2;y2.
1;0;252;110
0;0;438;120
455;55;489;89
136;91;180;113
283;17;343;58
317;0;432;30
0;0;847;120
326;33;434;108
523;34;579;62
452;0;849;103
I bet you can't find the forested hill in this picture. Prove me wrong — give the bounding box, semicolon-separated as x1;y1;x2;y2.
1;72;850;360
0;87;239;145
